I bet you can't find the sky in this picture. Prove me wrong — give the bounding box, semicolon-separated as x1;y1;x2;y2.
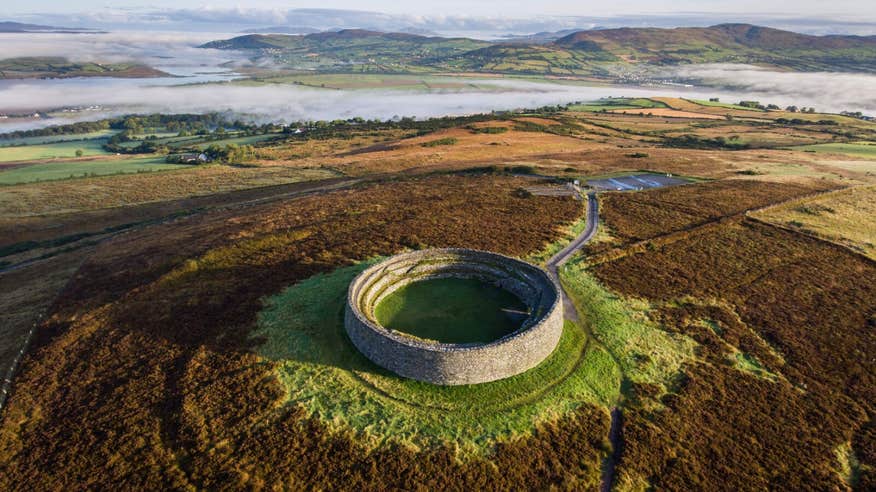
5;1;876;18
2;3;873;38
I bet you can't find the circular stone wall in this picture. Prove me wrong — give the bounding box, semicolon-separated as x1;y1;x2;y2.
345;249;564;385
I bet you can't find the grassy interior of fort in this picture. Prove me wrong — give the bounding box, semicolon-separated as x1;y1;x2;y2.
373;277;527;344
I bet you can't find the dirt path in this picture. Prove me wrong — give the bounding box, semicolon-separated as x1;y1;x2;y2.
546;190;597;327
545;191;624;492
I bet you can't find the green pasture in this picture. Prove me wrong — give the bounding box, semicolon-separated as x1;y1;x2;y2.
790;141;876;159
685;98;764;111
374;277;526;344
0;156;185;185
568;97;667;112
0;130;117;147
0;138;110;162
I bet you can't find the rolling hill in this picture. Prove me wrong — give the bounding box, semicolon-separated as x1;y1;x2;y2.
202;29;490;72
0;57;169;79
202;23;876;75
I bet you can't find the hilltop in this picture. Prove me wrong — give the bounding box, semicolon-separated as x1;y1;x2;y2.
202;23;876;75
0;57;169;79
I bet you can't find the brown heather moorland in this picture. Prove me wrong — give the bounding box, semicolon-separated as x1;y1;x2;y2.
0;174;619;490
2;105;876;490
589;178;836;249
591;217;875;490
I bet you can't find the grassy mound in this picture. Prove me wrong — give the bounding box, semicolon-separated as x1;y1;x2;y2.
374;277;527;344
254;260;620;456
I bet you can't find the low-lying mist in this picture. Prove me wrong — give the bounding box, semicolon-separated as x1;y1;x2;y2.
1;31;874;132
670;64;876;115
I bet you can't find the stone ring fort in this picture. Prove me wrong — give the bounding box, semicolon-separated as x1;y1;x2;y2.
345;248;564;385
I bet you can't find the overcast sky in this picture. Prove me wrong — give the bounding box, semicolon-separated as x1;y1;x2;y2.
5;2;876;36
5;1;875;18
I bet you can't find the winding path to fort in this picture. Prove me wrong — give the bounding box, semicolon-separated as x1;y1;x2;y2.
546;191;622;492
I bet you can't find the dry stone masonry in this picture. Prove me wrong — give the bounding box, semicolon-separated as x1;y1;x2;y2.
345;249;563;385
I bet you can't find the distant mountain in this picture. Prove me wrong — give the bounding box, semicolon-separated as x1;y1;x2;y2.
201;29;490;71
239;26;321;35
0;21;94;33
499;29;589;45
552;23;876;72
202;24;876;75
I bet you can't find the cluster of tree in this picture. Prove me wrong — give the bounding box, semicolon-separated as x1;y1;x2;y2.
165;143;256;164
840;111;874;121
784;106;817;113
774;118;838;126
0;119;111;140
204;143;255;164
663;134;750;150
103;131;167;154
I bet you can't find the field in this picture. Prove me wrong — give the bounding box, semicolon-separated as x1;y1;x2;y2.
0;130;118;146
754;185;876;258
589;179;832;247
0;138;109;162
374;278;526;344
1;105;876;490
0;156;185;185
0;165;338;217
790;141;876;158
567;97;668;112
684;98;765;111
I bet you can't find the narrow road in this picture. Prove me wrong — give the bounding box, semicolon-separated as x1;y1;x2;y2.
546;190;597;324
545;191;623;492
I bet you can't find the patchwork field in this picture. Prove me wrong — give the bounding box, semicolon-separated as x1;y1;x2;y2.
1;105;875;490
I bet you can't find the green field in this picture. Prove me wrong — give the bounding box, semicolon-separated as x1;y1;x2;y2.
790;141;876;158
374;277;526;344
0;156;186;185
0;130;118;147
568;97;667;112
0;139;110;162
685;98;764;111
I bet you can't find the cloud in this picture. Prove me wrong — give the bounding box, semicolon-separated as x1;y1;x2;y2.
0;31;244;69
0;77;734;131
13;8;876;37
670;64;876;114
3;71;875;134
